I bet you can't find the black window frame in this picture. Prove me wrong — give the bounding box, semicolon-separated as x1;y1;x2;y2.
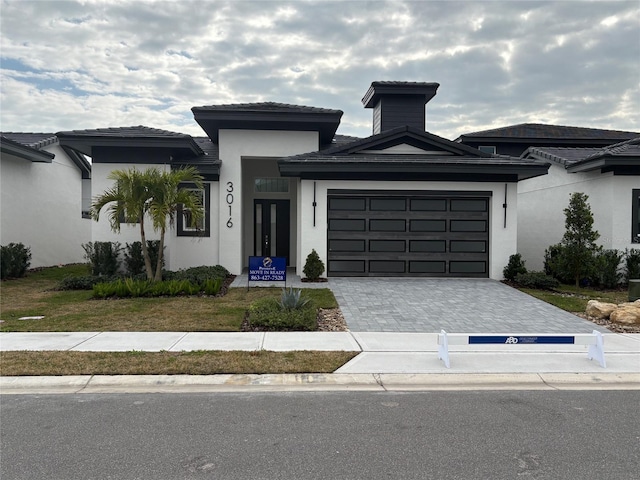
633;189;640;243
177;183;211;237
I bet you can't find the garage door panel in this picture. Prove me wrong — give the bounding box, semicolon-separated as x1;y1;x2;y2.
328;192;489;277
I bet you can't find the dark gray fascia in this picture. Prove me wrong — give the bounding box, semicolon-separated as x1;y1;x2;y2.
0;136;54;163
566;156;640;173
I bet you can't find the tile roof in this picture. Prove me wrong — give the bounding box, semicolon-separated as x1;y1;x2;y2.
1;132;58;149
56;125;192;138
459;123;639;140
525;137;640;166
192;102;342;114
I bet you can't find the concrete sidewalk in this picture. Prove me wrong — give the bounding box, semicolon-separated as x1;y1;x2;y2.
1;331;639;375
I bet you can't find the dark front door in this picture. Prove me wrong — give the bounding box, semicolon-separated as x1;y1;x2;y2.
254;199;290;263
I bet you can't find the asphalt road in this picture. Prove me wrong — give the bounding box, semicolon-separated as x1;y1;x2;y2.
1;391;639;479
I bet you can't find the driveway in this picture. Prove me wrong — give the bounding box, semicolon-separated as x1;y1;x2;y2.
327;278;607;333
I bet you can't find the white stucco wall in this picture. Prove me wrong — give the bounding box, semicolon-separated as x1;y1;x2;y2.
218;129;319;275
518;164;638;270
0;144;90;268
297;180;518;280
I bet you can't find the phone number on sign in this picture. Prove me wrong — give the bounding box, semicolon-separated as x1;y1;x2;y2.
250;275;285;281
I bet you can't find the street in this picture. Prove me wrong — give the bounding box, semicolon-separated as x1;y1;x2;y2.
1;391;639;479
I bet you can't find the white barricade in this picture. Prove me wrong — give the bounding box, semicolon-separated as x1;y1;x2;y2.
437;330;606;369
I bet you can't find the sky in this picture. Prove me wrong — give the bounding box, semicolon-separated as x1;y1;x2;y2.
1;0;638;141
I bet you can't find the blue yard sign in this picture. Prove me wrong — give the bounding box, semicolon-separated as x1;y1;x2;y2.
248;256;287;285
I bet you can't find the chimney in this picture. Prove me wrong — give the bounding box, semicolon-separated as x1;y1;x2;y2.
362;81;439;134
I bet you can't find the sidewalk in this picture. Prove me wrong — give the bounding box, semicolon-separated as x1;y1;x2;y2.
2;331;639;375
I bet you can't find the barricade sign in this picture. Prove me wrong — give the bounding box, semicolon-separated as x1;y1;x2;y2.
248;256;286;288
437;330;606;369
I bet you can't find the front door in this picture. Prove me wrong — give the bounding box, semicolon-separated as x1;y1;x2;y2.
254;199;290;264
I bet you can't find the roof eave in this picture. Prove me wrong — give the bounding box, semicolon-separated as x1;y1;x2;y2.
567;157;640;173
0;138;55;163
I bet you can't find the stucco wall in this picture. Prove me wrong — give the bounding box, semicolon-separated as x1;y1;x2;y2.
0;144;90;268
518;164;638;270
297;180;518;280
218;129;319;275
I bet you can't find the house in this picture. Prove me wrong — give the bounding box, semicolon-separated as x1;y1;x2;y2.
517;138;640;270
0;133;91;268
56;81;550;279
456;123;638;156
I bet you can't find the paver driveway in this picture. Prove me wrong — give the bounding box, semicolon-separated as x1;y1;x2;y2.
328;278;607;333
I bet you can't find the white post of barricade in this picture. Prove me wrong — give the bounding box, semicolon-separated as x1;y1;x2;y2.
438;330;450;368
587;330;606;368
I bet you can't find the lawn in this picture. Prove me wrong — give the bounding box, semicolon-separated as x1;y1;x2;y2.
518;284;629;313
0;265;338;332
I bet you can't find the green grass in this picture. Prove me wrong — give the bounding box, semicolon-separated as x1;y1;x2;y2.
519;284;629;313
0;350;359;376
0;265;340;332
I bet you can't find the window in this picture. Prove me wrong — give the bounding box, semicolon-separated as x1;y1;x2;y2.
177;183;210;237
633;189;640;243
255;178;289;193
478;146;496;154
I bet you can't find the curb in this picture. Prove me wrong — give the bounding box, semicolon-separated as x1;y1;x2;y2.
1;373;639;394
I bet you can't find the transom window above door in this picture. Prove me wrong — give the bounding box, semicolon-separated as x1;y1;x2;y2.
255;178;289;193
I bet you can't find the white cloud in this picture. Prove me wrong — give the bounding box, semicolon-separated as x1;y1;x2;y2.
1;0;638;140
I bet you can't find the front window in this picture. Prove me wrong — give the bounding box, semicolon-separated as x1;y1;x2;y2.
177;183;210;237
255;178;289;193
633;189;640;243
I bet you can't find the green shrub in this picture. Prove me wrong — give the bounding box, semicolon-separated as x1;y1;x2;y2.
543;244;573;284
247;297;317;331
595;249;623;289
124;278;153;297
0;243;32;279
514;271;560;290
83;242;121;276
166;265;229;284
303;249;325;281
202;278;223;296
58;275;105;290
123;241;164;276
280;287;310;310
625;249;640;282
503;253;527;281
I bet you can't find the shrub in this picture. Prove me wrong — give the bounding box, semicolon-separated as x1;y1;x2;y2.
166;265;229;284
503;253;527;281
595;249;623;289
0;243;31;279
544;244;574;284
83;241;121;276
625;249;640;282
123;241;163;276
303;249;325;281
514;271;560;290
247;297;317;331
58;275;105;290
201;278;223;296
279;287;311;310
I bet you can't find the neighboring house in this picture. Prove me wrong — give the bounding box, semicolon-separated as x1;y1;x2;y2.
517;138;640;270
0;133;91;268
57;81;549;279
456;123;638;156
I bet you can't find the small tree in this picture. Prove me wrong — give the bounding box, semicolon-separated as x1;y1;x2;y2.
303;249;325;281
91;167;204;282
559;192;601;287
503;253;527;281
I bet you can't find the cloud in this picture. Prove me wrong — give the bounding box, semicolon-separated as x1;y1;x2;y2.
1;0;638;139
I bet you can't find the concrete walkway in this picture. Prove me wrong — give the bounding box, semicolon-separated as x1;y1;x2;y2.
1;331;638;375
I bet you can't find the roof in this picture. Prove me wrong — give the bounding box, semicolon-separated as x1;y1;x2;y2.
0;134;55;163
279;126;549;181
192;102;343;145
523;137;640;174
1;132;58;149
457;123;640;142
56;125;204;158
362;81;440;108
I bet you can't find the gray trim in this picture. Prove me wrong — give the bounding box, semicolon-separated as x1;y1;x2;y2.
1;136;54;163
327;189;493;197
177;183;211;237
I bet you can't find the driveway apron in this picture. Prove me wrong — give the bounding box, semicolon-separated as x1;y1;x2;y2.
328;278;607;333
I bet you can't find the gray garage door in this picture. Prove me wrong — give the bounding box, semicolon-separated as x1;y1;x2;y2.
327;190;490;277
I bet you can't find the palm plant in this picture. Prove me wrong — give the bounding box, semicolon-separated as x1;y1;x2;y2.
91;166;204;281
146;166;204;281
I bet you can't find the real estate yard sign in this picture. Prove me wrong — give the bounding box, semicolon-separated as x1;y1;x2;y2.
248;256;286;287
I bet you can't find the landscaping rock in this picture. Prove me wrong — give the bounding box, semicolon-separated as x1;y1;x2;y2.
585;300;617;319
610;304;640;325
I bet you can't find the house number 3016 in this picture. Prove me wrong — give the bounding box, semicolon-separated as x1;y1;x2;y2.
226;182;234;228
